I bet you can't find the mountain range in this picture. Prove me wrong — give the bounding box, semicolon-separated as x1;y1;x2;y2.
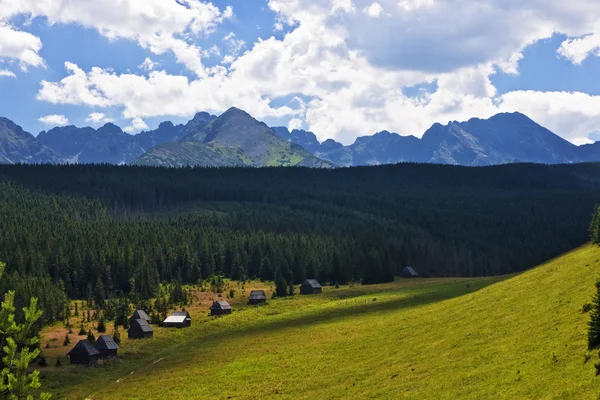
0;107;599;167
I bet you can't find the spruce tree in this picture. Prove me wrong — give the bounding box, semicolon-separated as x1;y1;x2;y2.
87;329;95;343
588;279;600;349
97;317;106;333
275;271;288;297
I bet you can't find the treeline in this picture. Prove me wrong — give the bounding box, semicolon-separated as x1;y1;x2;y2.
0;162;600;317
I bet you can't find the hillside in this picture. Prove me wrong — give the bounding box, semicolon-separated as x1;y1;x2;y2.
44;245;600;399
135;108;332;168
275;112;590;166
0;117;60;164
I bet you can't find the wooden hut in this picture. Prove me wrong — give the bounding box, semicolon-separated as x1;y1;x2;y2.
300;279;322;295
163;311;191;328
210;300;232;316
94;335;119;358
248;290;267;305
129;310;151;324
67;339;100;365
400;266;419;278
128;318;154;339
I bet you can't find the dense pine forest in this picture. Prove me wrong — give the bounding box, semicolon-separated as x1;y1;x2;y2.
1;162;600;324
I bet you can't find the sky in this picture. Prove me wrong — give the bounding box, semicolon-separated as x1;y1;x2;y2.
1;0;600;145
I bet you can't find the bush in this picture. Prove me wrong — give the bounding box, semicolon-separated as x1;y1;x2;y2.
583;303;593;313
113;328;121;345
595;361;600;376
55;357;62;367
38;356;48;367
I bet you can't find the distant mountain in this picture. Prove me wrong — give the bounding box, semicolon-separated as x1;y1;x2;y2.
37;112;217;164
0;117;60;164
134;108;332;168
2;109;599;168
275;112;596;166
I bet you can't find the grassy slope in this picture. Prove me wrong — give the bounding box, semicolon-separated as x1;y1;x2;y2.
48;245;600;399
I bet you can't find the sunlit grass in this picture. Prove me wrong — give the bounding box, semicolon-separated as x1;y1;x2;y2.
43;246;600;399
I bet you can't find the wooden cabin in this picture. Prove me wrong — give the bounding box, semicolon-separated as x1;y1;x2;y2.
400;266;419;278
94;335;119;358
128;318;154;339
210;300;232;316
129;310;151;324
248;290;267;305
163;311;191;328
300;279;323;295
68;339;100;365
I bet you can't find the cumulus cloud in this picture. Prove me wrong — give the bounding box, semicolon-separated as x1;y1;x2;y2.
85;112;112;124
124;117;149;134
363;3;383;18
138;58;160;71
0;0;232;76
0;24;44;70
0;69;15;78
32;0;600;145
557;34;600;65
39;114;69;126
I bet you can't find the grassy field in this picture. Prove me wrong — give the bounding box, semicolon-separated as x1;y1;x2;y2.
42;245;600;399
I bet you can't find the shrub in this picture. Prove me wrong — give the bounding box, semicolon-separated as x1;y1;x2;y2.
55;357;62;367
38;356;48;367
595;361;600;376
583;303;593;313
113;327;121;345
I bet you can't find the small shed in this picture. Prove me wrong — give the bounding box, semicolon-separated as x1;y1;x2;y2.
68;339;100;365
300;279;322;295
400;266;419;278
248;290;267;305
129;310;151;324
128;318;154;339
163;311;191;328
210;300;232;316
94;335;119;358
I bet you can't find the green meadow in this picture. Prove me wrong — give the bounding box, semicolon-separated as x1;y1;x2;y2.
45;245;600;399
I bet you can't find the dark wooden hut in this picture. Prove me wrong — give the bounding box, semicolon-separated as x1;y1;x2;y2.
400;266;419;278
300;279;322;295
94;335;119;358
128;318;154;339
129;310;151;324
163;311;191;328
248;290;267;305
210;300;232;316
67;339;100;365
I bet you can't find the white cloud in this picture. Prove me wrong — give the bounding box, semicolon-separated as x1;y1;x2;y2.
363;3;383;18
0;24;44;70
0;0;232;76
124;117;149;134
288;118;304;131
39;114;69;126
32;0;600;146
139;58;160;71
0;69;15;78
85;112;113;124
557;34;600;64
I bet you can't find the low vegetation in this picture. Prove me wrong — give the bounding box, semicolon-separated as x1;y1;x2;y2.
39;244;600;399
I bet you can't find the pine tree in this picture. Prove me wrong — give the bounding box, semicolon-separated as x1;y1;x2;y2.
97;317;106;333
288;281;295;296
275;270;288;297
78;322;86;336
589;279;600;349
87;329;95;343
0;262;52;399
63;333;70;346
113;326;121;345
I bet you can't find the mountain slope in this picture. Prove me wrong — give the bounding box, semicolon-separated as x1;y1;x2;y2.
278;112;595;167
135;107;332;168
49;244;600;399
0;117;60;164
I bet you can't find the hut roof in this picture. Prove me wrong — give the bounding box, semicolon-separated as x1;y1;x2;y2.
130;310;150;321
303;279;322;289
68;339;100;356
164;315;186;324
131;318;153;333
402;266;418;276
170;311;190;318
95;335;119;351
249;290;267;300
210;300;232;310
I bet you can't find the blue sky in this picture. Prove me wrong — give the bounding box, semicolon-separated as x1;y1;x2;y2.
1;0;600;145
